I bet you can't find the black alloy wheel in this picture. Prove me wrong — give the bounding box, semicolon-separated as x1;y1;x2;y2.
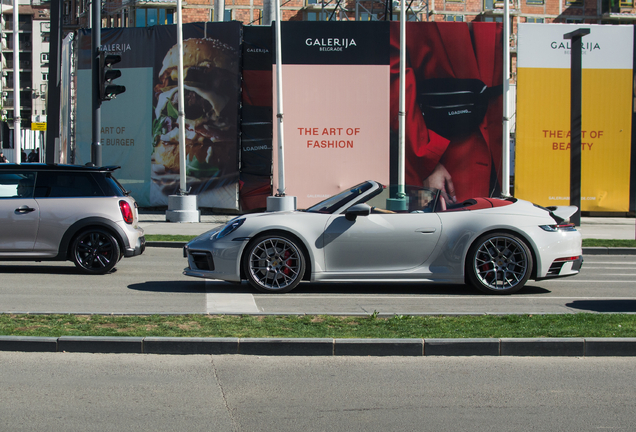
71;228;121;275
243;234;306;293
466;231;532;295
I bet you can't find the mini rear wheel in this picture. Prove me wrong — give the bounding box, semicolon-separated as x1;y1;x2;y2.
243;234;305;293
71;229;121;275
466;232;532;294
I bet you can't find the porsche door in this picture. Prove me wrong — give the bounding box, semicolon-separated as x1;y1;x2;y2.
322;212;442;273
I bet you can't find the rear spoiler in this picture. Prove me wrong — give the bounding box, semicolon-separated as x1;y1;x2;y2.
84;163;121;172
545;205;578;224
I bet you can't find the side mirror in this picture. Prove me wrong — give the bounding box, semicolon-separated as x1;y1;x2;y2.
345;203;371;221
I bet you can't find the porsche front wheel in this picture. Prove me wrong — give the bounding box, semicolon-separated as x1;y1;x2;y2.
243;234;306;293
466;232;532;295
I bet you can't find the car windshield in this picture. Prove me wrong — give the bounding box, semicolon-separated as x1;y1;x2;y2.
305;181;375;214
365;185;441;213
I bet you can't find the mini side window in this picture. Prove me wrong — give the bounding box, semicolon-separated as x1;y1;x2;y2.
0;172;36;198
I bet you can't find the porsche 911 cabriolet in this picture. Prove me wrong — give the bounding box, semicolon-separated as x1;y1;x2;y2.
183;181;582;294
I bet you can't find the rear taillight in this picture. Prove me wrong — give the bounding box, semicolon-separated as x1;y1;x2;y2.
539;223;576;232
119;200;134;224
553;256;580;262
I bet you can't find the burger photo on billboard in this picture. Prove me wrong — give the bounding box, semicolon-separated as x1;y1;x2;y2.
152;38;238;179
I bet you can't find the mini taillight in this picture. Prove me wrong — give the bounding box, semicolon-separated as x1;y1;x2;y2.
119;200;134;224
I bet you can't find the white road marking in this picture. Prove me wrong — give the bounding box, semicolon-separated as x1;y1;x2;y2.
583;263;636;270
205;282;260;314
254;295;636;300
543;280;636;282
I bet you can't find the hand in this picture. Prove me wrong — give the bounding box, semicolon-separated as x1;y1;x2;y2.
423;163;457;203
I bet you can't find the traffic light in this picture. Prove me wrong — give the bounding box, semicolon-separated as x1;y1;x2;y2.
99;51;126;101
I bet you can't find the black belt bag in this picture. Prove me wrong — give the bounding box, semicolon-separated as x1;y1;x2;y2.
417;78;501;141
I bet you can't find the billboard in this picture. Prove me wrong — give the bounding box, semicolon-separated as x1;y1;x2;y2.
516;23;634;212
272;22;391;209
240;26;273;212
390;22;504;204
73;21;506;210
76;22;242;209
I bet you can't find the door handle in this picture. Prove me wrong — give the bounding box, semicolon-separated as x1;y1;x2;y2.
16;206;36;214
416;228;437;234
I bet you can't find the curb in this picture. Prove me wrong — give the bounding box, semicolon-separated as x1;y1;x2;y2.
2;336;636;356
582;247;636;255
146;242;636;255
146;241;186;249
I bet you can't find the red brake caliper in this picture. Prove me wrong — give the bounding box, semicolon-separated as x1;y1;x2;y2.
283;250;291;275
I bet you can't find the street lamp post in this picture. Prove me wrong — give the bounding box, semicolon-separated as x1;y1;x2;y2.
564;28;590;226
266;0;296;212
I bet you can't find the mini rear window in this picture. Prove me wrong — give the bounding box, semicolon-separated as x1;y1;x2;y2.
34;171;106;198
101;173;128;197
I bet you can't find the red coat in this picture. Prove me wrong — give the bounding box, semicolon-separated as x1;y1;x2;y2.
390;22;503;201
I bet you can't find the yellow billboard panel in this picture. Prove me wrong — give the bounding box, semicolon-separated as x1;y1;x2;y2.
516;68;632;211
516;24;633;212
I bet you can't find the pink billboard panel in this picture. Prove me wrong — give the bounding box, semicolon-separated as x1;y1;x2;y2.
273;22;391;209
273;64;390;208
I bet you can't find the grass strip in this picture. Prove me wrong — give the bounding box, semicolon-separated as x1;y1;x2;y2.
146;234;196;242
2;313;636;339
145;235;636;248
582;239;636;248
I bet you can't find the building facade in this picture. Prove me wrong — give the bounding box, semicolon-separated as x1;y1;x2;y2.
1;0;635;157
0;0;49;157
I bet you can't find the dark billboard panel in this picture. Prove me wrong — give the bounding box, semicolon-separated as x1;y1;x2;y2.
76;22;242;209
241;25;273;212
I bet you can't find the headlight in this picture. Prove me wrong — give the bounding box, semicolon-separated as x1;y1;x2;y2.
214;218;245;239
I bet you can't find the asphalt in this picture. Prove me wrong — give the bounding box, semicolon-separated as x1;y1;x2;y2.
5;213;635;357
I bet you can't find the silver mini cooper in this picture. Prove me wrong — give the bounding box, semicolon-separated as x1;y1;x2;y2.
0;163;145;274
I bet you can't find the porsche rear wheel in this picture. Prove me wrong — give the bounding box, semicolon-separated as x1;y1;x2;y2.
243;234;306;293
466;232;532;295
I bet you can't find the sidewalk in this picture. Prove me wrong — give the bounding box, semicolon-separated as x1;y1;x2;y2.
577;217;635;240
138;212;636;245
138;212;230;237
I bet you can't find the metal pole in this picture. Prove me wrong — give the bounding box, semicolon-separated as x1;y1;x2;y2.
91;0;101;166
564;28;590;226
265;0;296;211
501;0;511;197
46;0;62;164
214;0;225;21
274;0;285;196
262;0;273;25
176;0;187;194
397;0;406;195
1;0;3;156
12;0;20;164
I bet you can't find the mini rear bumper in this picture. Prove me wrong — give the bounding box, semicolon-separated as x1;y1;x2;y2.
124;235;145;257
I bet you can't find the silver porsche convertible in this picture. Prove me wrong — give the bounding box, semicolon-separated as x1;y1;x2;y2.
183;181;582;295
